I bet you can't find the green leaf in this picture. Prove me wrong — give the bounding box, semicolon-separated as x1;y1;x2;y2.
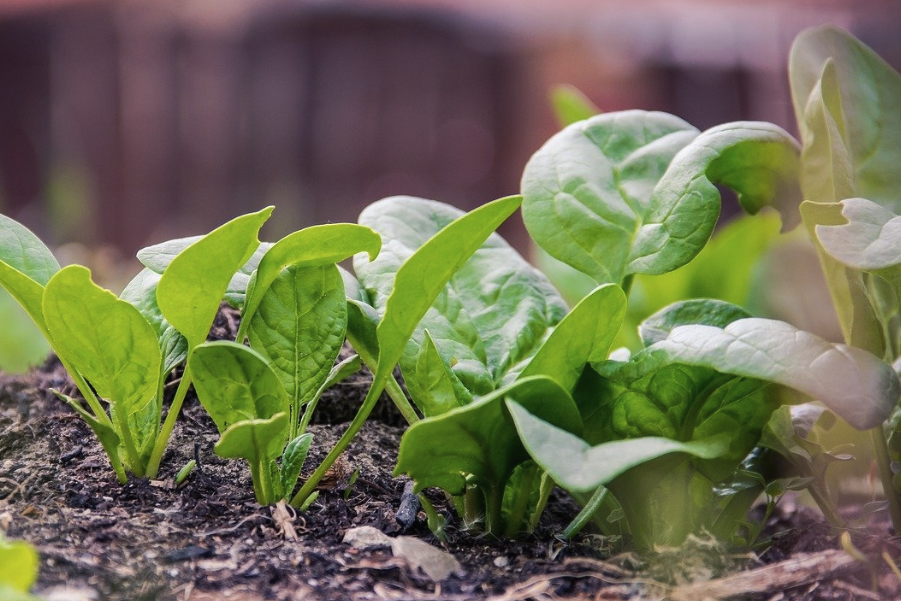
0;214;60;336
509;401;728;493
157;207;273;349
239;223;380;340
248;264;347;423
648;317;900;430
191;341;289;433
627;122;801;276
356;196;565;403
120;268;188;375
790;25;901;210
43;265;161;418
0;537;39;592
521;111;699;285
639;299;752;347
410;329;473;417
517;283;626;391
395;376;581;497
549;84;600;126
214;412;290;464
280;432;314;498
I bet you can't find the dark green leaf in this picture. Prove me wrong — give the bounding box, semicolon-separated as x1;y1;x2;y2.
280;432;314;498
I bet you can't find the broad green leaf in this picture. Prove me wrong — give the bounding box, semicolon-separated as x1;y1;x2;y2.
157;208;272;349
592;355;773;477
395;376;581;498
371;195;523;389
280;432;314;498
790;25;901;210
191;340;288;432
649;317;899;430
214;412;290;464
521;111;699;284
239;223;380;340
550;84;600;126
356;196;564;403
639;299;752;347
120;268;188;375
0;537;39;592
410;329;473;417
346;299;381;368
626;122;801;276
509;401;728;493
43;265;161;417
517;284;626;391
248;264;346;420
815;198;901;271
191;341;288;433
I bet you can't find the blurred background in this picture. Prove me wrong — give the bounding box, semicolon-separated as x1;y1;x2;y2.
2;0;900;260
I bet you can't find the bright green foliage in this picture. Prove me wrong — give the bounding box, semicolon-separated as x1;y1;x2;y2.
512;300;899;550
789;25;901;528
120;269;187;376
549;84;600;127
396;376;581;536
355;196;569;412
291;195;523;507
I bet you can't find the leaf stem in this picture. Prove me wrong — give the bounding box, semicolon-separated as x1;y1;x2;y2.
870;426;901;531
146;363;193;479
504;464;537;538
385;375;419;425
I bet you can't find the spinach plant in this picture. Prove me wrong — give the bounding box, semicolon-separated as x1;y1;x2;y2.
786;25;901;529
0;208;272;482
0;533;41;601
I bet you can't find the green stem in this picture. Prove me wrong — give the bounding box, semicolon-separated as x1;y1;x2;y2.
504;465;537;538
620;274;634;298
485;487;503;537
60;357;115;430
385;375;419;425
249;460;268;505
870;426;901;532
565;487;613;539
114;409;144;478
146;363;193;479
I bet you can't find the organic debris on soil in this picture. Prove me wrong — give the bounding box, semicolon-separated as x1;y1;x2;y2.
0;310;898;600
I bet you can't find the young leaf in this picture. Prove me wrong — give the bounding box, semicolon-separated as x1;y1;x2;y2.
395;376;581;499
790;25;901;210
649;318;899;430
157;207;273;349
280;432;314;499
190;341;288;433
521;110;700;284
356;196;566;402
214;412;290;503
43;266;161;420
549;84;600;126
120;268;188;375
247;264;346;429
238;223;380;341
0;213;61;334
411;329;473;417
509;401;729;493
815;198;901;271
516;283;626;390
0;536;39;593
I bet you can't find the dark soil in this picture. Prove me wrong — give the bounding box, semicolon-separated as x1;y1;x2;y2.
1;308;899;600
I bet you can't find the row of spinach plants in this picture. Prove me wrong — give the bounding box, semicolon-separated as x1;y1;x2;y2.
0;25;898;555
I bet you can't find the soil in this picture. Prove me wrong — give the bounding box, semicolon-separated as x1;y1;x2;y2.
1;308;899;601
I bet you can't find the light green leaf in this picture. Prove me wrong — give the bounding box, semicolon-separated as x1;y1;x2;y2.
191;341;288;433
238;223;380;341
816;198;901;271
395;376;582;497
214;412;290;464
157;207;272;349
0;214;61;336
120;268;188;375
356;196;564;403
509;401;728;493
650;317;899;429
43;265;161;418
0;537;39;593
280;432;314;499
522;111;699;284
627;122;801;276
790;25;901;210
639;299;752;347
549;84;600;126
517;283;626;391
248;264;346;422
410;329;473;417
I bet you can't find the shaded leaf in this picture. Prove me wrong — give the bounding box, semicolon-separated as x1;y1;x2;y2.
120;268;188;375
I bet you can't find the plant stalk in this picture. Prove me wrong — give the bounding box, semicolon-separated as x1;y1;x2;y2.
870;426;901;532
146;363;193;479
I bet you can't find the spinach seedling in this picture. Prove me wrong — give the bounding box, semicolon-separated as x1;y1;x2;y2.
785;25;901;530
0;533;41;601
0;208;272;482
